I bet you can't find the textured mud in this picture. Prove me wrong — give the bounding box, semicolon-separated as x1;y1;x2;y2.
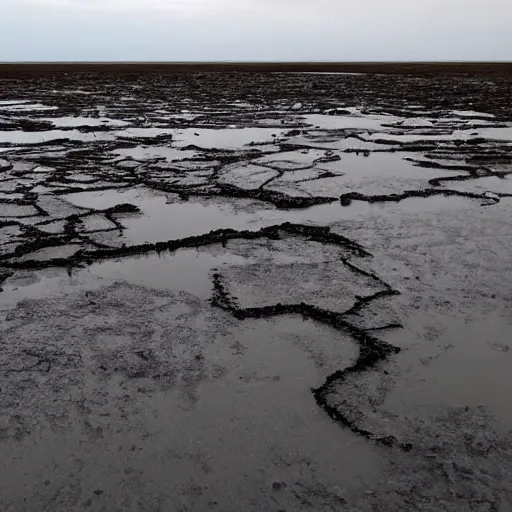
1;69;512;511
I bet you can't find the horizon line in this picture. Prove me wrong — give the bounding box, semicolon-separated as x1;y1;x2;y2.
1;60;512;65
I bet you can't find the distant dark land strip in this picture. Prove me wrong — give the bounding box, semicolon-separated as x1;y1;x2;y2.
1;62;512;77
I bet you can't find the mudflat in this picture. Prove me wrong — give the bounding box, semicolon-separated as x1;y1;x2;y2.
1;65;511;511
1;61;512;76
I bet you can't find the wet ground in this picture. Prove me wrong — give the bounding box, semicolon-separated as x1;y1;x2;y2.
1;69;512;511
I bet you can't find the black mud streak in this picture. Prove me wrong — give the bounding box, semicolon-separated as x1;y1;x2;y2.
281;223;371;257
0;222;370;271
339;187;511;206
0;220;19;227
50;183;134;196
428;174;482;187
0;268;13;291
311;336;407;451
295;170;342;184
143;178;337;209
0;204;140;263
341;290;402;319
404;157;481;172
362;323;404;332
428;169;512;189
209;183;337;209
340;257;398;292
0;237;76;263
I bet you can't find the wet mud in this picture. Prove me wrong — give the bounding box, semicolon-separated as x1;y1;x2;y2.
1;69;512;511
210;267;404;449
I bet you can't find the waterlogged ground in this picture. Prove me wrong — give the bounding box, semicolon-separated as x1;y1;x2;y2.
1;70;512;511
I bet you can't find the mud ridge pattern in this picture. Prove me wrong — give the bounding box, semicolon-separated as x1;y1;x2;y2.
210;269;407;450
1;69;512;511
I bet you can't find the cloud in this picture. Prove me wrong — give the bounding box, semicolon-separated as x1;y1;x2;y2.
12;0;193;11
2;0;511;61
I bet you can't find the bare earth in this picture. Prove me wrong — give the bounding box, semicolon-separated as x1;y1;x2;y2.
0;64;512;511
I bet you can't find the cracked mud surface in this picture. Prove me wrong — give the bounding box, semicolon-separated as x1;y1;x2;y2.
1;69;512;511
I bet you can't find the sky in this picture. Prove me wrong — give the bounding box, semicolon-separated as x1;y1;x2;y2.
1;0;511;62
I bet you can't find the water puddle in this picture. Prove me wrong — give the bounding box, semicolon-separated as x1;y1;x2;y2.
442;175;512;195
0;130;111;145
474;126;512;142
112;146;198;162
253;148;328;169
451;110;495;118
117;127;174;139
0;126;178;145
366;130;470;143
303;113;394;131
59;183;483;248
42;116;129;128
119;199;261;245
262;152;454;197
60;186;378;245
0;102;58;112
1;250;244;306
326;152;447;180
63;188;267;244
172;127;285;149
364;195;478;215
18;244;82;262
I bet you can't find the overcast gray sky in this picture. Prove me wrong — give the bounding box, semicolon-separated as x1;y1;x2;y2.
1;0;511;62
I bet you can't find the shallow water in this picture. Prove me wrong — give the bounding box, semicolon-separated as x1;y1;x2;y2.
172;127;286;149
43;116;129;128
1;250;243;307
112;146;198;162
0;127;178;145
61;186;380;245
303;112;394;131
0;102;58;112
451;110;495;118
443;175;512;195
59;183;484;248
475;125;512;141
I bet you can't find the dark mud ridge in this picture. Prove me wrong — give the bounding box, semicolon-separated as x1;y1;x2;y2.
211;270;408;450
339;187;508;206
1;216;407;448
207;231;409;449
1;69;512;510
1;69;511;276
1;222;370;270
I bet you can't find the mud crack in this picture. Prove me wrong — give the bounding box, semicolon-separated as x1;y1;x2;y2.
210;261;407;450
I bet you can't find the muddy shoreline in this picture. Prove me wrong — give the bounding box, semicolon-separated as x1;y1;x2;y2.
1;70;512;511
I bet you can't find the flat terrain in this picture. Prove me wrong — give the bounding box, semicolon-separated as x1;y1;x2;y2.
1;62;512;77
1;66;512;511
